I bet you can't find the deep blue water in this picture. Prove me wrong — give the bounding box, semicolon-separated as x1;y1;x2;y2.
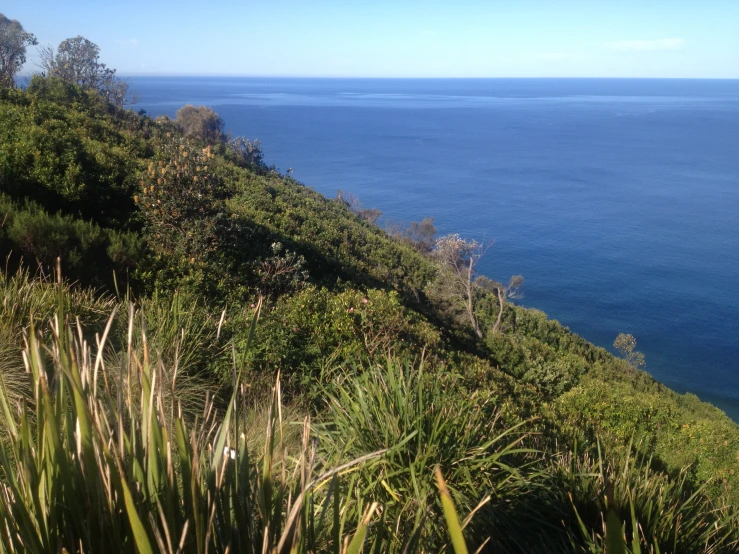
127;77;739;420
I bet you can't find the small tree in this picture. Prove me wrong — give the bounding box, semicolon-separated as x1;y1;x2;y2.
0;14;37;88
39;36;128;106
477;274;524;334
405;217;437;252
433;234;488;338
137;141;226;266
228;136;265;168
256;242;308;299
614;333;646;370
175;104;225;144
336;190;382;224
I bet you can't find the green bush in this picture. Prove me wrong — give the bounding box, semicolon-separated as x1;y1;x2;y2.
0;77;143;228
0;194;143;287
248;287;440;392
551;378;739;500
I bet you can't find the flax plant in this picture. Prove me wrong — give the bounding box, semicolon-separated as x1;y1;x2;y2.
0;289;386;553
319;359;539;552
561;444;739;554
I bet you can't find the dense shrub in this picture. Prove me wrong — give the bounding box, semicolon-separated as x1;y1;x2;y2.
0;76;143;228
248;287;440;392
0;194;143;286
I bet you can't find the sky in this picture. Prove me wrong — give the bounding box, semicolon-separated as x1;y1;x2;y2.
4;0;739;78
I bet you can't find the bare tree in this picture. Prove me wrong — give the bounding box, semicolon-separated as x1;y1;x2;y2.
0;14;37;88
433;234;490;338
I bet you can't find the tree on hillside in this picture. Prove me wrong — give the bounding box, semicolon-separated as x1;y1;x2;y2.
476;274;524;334
175;105;225;144
433;234;489;338
138;141;227;265
336;190;383;224
405;217;437;252
614;333;646;370
228;136;265;168
39;36;128;106
0;14;37;88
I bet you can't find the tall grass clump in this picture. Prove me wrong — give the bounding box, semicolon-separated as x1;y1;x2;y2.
0;266;114;411
318;358;542;552
104;290;229;426
553;444;739;553
0;295;390;553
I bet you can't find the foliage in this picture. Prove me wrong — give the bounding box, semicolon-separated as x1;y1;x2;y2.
225;168;437;294
551;377;739;500
175;104;225;144
336;189;383;224
39;35;128;106
0;282;737;552
557;445;739;553
138;140;226;264
0;76;144;228
248;287;440;391
318;359;537;552
405;216;437;252
386;216;438;253
614;333;646;370
0;14;37;89
2;78;739;551
476;274;524;334
0;301;392;553
227;135;265;168
0;194;143;286
255;241;308;299
0;267;115;416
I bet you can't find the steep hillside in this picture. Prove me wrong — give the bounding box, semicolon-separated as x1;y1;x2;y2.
1;76;738;552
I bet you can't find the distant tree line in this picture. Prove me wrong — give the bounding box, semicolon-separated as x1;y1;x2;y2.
1;14;128;105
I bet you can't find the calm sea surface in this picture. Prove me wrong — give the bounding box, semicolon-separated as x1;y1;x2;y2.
127;77;739;420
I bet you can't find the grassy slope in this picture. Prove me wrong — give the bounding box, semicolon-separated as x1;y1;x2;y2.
1;78;738;506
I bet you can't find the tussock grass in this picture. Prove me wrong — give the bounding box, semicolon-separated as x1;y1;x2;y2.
0;294;386;552
555;444;739;554
318;358;540;552
0;267;114;412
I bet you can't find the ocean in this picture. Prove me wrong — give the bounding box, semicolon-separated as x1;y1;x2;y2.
127;77;739;420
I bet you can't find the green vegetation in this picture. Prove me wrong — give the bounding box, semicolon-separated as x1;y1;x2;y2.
39;35;129;106
0;24;738;552
0;14;37;89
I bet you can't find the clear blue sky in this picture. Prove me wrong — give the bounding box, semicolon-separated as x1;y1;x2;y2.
5;0;739;78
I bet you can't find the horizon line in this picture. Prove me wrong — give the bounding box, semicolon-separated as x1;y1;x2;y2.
118;75;739;80
17;73;739;81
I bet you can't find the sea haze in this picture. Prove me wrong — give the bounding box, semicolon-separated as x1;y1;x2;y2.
128;77;739;420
